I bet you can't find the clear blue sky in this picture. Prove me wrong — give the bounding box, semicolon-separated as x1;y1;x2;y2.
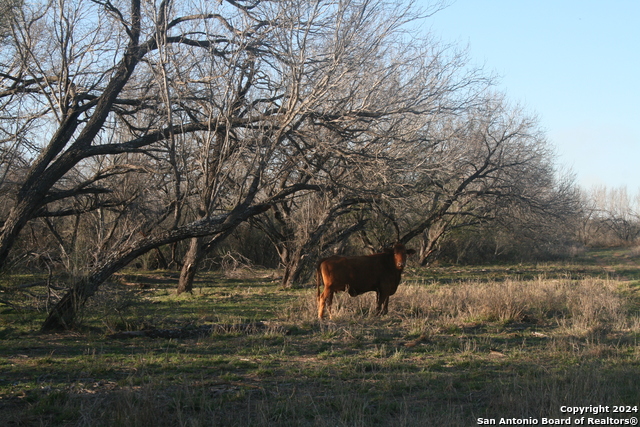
419;0;640;190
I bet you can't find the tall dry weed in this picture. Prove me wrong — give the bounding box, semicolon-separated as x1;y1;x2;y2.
291;277;636;336
397;277;628;328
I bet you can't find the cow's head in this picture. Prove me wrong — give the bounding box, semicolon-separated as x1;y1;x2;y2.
390;242;416;270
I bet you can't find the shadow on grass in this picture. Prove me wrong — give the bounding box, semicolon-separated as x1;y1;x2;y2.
1;327;638;426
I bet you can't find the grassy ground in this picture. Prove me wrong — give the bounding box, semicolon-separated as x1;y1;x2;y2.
1;249;639;426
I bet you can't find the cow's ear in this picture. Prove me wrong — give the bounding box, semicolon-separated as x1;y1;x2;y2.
383;247;394;254
406;249;416;255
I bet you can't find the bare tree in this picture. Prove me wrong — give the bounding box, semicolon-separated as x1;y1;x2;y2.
392;94;578;264
580;185;640;246
173;0;469;290
253;191;373;288
0;0;321;329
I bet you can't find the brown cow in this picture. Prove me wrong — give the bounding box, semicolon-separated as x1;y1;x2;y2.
316;243;415;319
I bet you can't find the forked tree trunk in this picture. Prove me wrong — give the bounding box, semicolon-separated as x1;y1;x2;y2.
418;222;447;266
419;239;436;266
177;237;203;294
175;226;236;294
281;250;306;288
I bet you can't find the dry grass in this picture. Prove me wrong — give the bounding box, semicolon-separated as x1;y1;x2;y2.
290;276;637;336
400;277;632;331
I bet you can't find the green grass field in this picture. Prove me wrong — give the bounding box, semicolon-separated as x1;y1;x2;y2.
1;249;639;426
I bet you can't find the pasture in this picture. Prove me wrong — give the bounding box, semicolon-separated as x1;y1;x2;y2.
1;248;639;426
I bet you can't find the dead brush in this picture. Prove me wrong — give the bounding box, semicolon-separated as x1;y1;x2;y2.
393;279;547;323
288;276;636;338
555;277;630;338
393;277;632;331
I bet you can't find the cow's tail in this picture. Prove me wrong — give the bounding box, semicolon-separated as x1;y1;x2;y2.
316;261;324;299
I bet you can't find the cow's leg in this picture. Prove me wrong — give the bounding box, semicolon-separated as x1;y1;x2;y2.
376;292;390;315
318;288;333;319
380;295;390;315
317;290;326;319
325;291;334;319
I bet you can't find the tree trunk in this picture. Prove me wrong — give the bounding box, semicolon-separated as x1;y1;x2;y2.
280;254;296;288
153;247;169;270
41;204;271;331
0;200;36;268
281;250;314;288
0;3;143;269
418;222;447;266
177;237;203;294
41;266;115;331
281;261;299;288
175;225;236;294
419;233;436;266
